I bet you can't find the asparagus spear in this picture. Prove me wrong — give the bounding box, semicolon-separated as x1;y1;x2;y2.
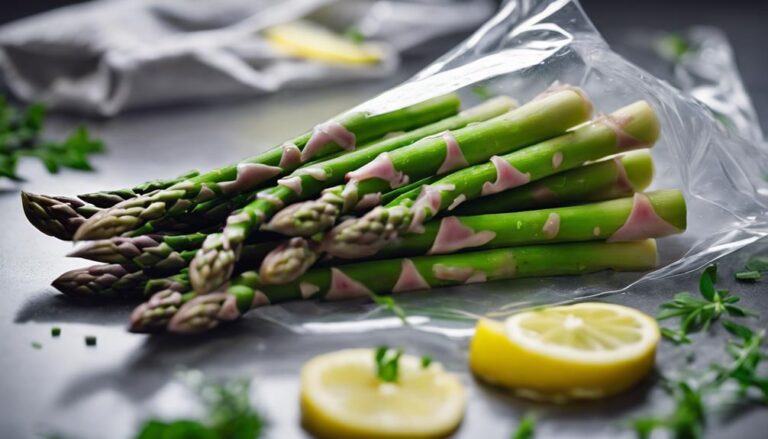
191;89;593;293
324;101;660;259
450;149;654;215
168;240;659;334
73;94;462;240
259;188;682;283
77;170;201;208
21;192;100;240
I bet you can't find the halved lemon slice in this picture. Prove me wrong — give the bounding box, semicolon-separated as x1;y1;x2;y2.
265;21;383;65
301;349;466;438
469;302;659;400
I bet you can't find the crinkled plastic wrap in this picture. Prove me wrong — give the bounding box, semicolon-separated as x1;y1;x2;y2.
252;0;768;336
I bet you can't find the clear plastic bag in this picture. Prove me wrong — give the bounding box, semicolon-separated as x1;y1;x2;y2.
252;0;768;336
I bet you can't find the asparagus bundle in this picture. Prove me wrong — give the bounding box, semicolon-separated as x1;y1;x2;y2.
166;240;660;334
130;189;684;332
322;101;659;259
189;88;593;293
74;95;463;240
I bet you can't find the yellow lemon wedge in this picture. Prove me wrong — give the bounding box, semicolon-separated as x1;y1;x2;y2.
469;302;659;401
300;349;466;439
264;21;383;65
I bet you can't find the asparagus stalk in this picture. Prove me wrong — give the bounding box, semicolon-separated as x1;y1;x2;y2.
168;240;659;334
265;89;593;238
21;192;100;240
191;89;593;293
324;101;660;259
77;170;201;208
450;149;654;215
74;94;462;240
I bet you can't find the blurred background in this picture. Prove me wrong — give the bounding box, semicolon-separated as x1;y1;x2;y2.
0;0;765;128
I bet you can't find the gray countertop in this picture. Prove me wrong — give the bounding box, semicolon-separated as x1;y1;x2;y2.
2;33;768;439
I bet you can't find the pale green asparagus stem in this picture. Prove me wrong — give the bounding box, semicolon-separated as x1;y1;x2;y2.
191;89;593;293
324;101;660;258
168;240;659;334
74;94;461;240
450;149;654;215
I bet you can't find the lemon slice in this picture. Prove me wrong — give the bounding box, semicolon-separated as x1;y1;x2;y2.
301;349;466;439
469;302;659;400
265;21;383;65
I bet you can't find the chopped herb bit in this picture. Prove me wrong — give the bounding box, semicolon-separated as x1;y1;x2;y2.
511;413;536;439
421;356;432;369
655;33;691;62
632;380;705;439
735;270;761;282
745;256;768;272
657;264;756;344
374;346;403;383
471;84;493;100
31;341;42;350
85;335;97;346
51;327;61;337
371;294;408;324
0;98;104;181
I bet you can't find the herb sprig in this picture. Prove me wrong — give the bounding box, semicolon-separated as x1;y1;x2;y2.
0;97;104;181
657;265;756;344
375;346;403;383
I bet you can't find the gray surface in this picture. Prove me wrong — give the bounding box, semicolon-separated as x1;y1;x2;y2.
2;67;768;439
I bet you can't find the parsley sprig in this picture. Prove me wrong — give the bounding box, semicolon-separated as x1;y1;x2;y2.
136;372;265;439
0;97;104;181
657;265;756;344
375;346;403;383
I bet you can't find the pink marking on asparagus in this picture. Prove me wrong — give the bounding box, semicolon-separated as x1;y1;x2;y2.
437;132;468;174
297;167;328;180
345;153;410;189
354;193;382;211
194;186;217;202
447;194;466;211
542;213;560;239
552;152;563;169
301;121;356;162
598;113;648;150
279;142;302;168
428;217;496;255
392;259;431;293
608;193;681;242
217;295;241;320
432;265;478;282
465;271;487;284
340;180;359;210
613;157;635;192
218;163;282;195
257;191;284;208
325;268;372;300
408;184;455;234
481;156;531;196
278;176;303;195
300;282;320;299
251;290;270;308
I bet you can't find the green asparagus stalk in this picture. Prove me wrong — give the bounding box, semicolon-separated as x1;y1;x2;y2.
324;101;660;258
258;188;682;283
74;94;462;240
168;240;659;334
450;149;654;215
77;170;201;208
21;192;100;240
265;89;593;238
130;273;193;332
53;241;276;299
191;89;593;293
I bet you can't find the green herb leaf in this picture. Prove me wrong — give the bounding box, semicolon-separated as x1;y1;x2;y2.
136;420;217;439
631;380;705;439
745;256;768;272
374;346;403;383
371;294;408;324
51;327;61;337
735;271;761;282
421;355;432;369
699;265;717;301
511;413;536;439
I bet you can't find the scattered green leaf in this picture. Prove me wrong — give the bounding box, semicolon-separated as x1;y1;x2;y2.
745;256;768;272
657;265;757;343
0;97;104;181
51;327;61;337
511;413;536;439
421;355;432;369
632;380;705;439
655;33;691;62
31;341;42;350
85;335;97;346
371;294;409;324
375;346;403;383
735;271;761;282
